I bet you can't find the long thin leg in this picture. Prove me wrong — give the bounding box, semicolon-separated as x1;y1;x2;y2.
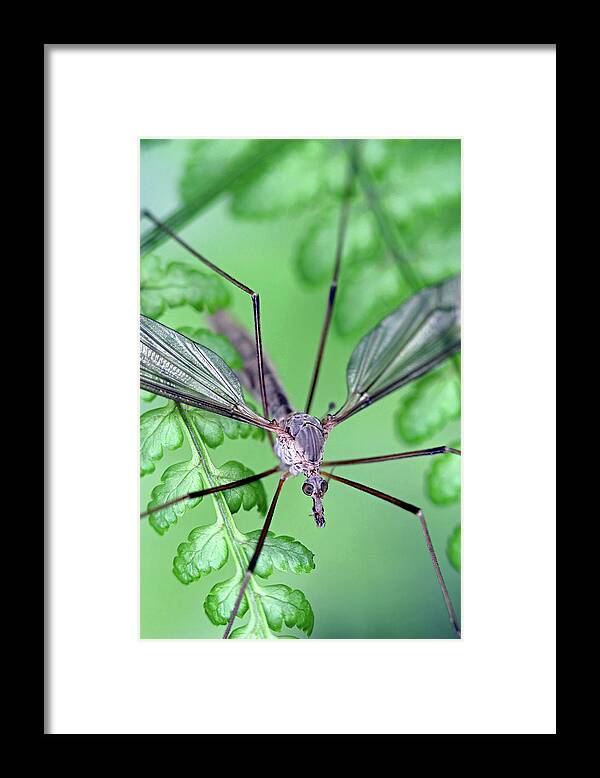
140;466;279;519
223;474;288;639
141;209;270;421
321;470;461;637
304;158;355;415
322;446;461;467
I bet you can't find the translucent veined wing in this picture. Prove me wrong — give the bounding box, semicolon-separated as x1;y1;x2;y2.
140;315;273;431
332;276;460;425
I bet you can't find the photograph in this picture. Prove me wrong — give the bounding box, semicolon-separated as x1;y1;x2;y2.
140;139;462;639
47;44;555;734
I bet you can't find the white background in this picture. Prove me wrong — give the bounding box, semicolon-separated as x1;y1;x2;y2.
47;45;556;734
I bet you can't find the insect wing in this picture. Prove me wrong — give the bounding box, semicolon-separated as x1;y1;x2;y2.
333;276;460;423
140;315;271;429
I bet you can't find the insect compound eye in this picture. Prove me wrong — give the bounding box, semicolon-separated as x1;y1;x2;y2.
320;479;329;494
302;481;314;496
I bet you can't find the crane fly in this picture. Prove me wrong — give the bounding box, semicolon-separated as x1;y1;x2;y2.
140;162;461;639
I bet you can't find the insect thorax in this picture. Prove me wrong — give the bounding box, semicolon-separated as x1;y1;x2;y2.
274;413;326;476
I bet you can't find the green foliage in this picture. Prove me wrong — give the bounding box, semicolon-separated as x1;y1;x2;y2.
143;139;460;338
141;399;316;637
182;409;225;449
140;401;183;476
296;209;379;287
230;140;348;218
173;523;229;584
142;138;460;341
204;575;249;625
395;197;461;282
140;253;229;318
447;524;461;572
256;584;315;636
147;459;203;535
185;407;264;449
382;140;461;217
180;139;255;204
141;400;267;533
295;205;420;336
142;141;290;254
228;622;264;639
214;461;267;515
179;139;286;206
160;411;315;635
290;139;461;337
427;445;461;567
427;443;461;506
177;139;394;226
394;365;460;444
141;138;461;638
241;531;315;579
336;262;411;337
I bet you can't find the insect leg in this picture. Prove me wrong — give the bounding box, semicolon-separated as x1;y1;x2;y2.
141;209;270;421
321;470;460;637
322;446;461;467
140;466;280;519
304;157;355;415
223;474;288;639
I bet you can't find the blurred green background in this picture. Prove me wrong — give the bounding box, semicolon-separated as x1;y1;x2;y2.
140;139;461;639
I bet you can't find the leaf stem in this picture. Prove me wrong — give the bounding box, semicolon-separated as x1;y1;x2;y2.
351;144;421;291
177;404;274;638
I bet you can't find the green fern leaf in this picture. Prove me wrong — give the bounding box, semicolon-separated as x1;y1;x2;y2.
241;531;315;579
395;366;460;444
140;253;229;318
140;401;183;476
204;575;249;626
172;523;229;584
228;620;266;639
447;524;461;572
231;140;347;218
256;583;315;636
426;443;461;505
146;459;203;535
214;461;268;515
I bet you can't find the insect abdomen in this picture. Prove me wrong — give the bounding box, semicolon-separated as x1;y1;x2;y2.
208;310;293;421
